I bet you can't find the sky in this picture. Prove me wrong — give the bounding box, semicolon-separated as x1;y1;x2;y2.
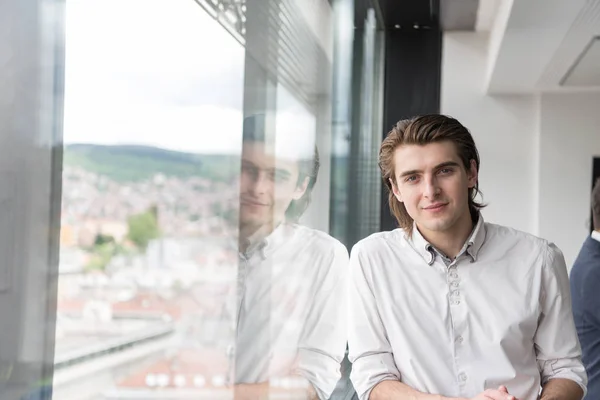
63;0;246;154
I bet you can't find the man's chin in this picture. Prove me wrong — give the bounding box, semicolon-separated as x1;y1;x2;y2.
417;217;453;233
239;216;266;227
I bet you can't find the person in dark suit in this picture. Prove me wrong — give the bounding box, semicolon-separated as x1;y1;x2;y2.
571;177;600;399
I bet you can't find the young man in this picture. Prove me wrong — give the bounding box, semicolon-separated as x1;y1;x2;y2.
570;178;600;399
231;114;348;400
348;115;587;400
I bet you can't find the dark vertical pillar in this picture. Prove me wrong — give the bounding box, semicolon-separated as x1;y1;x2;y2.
591;157;600;234
379;27;442;231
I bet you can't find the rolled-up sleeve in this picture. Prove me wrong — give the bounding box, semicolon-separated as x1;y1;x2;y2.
348;242;400;400
296;242;349;399
535;243;588;395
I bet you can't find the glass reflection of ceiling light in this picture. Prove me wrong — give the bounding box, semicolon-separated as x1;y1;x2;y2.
157;374;170;387
211;0;219;5
212;375;226;387
145;374;157;387
224;10;237;25
174;375;187;387
281;378;292;389
194;375;206;387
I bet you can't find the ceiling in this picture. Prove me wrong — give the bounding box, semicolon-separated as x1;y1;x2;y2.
486;0;600;93
378;0;440;30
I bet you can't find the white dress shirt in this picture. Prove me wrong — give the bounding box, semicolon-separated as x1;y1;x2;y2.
233;223;348;399
591;230;600;243
348;215;587;400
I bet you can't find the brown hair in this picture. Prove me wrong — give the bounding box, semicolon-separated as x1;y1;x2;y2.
378;114;486;232
285;146;320;222
592;178;600;231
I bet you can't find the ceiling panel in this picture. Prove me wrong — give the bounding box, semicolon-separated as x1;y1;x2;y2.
537;0;600;91
562;37;600;87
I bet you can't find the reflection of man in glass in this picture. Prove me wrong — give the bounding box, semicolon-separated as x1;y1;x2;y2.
232;114;348;400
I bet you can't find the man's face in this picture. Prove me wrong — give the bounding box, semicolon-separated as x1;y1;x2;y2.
239;141;308;229
390;141;477;235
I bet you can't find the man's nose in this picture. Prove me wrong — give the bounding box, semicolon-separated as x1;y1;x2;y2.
423;176;440;198
248;171;270;195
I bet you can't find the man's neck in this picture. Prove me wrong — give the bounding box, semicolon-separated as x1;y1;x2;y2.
238;220;280;253
417;211;474;260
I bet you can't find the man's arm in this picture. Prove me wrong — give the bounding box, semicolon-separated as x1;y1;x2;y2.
370;380;455;400
347;242;403;400
534;244;587;399
371;381;515;400
539;378;584;400
295;242;349;399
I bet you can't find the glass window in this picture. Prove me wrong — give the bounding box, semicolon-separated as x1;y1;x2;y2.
0;0;384;399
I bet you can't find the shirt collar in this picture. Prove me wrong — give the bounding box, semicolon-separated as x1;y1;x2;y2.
239;223;290;259
407;212;486;266
591;230;600;243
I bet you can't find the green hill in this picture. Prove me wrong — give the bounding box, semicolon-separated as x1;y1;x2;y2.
64;144;239;183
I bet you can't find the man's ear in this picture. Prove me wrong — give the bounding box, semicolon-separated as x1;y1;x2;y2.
390;177;403;202
292;176;310;200
467;159;478;189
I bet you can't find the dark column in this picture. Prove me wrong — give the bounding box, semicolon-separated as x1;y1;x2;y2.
379;27;442;231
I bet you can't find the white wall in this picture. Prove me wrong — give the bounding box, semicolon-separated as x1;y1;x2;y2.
441;32;539;234
442;32;600;267
538;93;600;266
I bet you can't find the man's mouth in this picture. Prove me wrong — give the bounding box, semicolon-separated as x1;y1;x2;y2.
241;198;268;207
423;203;448;211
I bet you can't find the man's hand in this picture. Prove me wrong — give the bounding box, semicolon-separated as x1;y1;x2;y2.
497;385;518;400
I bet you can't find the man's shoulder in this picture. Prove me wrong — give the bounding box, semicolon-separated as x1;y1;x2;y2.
352;229;406;255
484;222;552;251
572;237;600;279
289;224;349;258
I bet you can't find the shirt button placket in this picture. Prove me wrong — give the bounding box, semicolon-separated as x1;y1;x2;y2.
448;262;468;394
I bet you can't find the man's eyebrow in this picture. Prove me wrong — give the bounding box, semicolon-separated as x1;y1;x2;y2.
398;161;461;178
434;161;461;170
241;160;292;178
273;168;291;178
398;169;421;178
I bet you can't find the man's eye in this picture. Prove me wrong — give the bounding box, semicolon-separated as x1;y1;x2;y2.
274;173;289;183
242;166;256;175
405;176;417;183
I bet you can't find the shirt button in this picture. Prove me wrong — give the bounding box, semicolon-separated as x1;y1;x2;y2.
451;281;459;287
453;290;460;296
452;300;460;305
459;373;467;382
450;272;458;278
456;336;464;344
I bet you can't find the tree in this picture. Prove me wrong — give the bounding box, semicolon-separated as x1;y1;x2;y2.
85;242;118;272
127;208;161;250
94;233;115;246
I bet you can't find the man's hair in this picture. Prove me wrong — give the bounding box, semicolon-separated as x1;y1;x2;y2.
592;178;600;231
242;114;320;222
378;114;486;232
